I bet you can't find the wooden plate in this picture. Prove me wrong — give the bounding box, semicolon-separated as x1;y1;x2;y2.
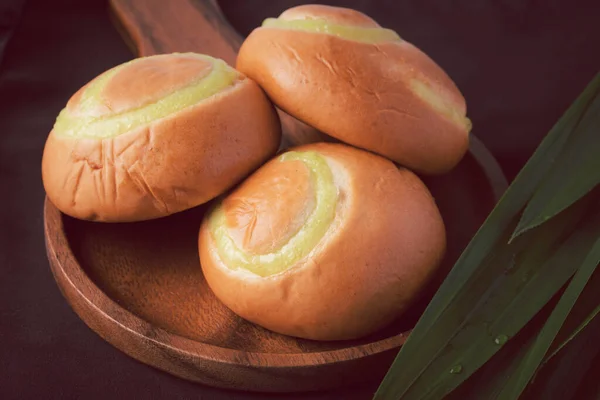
44;148;506;393
43;0;509;393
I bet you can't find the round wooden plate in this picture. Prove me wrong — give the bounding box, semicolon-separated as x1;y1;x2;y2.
44;145;506;393
43;0;509;393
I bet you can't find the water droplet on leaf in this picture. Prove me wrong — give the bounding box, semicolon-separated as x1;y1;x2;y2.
449;365;463;374
495;334;509;345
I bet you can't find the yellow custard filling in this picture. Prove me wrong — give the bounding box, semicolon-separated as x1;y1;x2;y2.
262;18;470;131
53;56;240;139
410;80;472;131
262;17;401;43
210;151;338;277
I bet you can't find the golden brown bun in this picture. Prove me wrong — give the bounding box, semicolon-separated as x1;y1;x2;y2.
42;53;281;222
236;4;471;175
199;142;446;341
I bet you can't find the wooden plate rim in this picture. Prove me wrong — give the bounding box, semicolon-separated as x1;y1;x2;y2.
44;196;412;368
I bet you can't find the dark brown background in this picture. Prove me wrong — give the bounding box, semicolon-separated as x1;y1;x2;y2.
1;0;599;399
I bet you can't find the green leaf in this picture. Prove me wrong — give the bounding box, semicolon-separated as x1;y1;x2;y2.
430;204;599;400
495;235;600;399
373;72;600;400
545;305;600;363
543;266;600;364
511;79;600;240
444;297;557;400
517;263;600;400
523;310;600;400
373;194;596;400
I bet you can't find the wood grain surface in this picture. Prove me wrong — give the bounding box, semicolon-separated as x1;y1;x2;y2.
41;0;509;393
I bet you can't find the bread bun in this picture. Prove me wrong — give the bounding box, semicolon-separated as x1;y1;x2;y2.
42;52;281;222
198;142;446;341
236;4;471;175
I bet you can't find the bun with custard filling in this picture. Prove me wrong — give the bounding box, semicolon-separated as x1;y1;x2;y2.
199;142;446;341
42;52;281;222
236;4;471;175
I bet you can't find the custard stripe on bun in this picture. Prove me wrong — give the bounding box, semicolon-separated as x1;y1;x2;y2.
42;52;281;222
261;17;400;43
279;4;381;28
236;4;471;174
208;150;338;277
54;53;241;139
265;4;469;130
258;18;469;132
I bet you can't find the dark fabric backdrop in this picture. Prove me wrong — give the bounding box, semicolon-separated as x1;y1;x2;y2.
0;0;598;399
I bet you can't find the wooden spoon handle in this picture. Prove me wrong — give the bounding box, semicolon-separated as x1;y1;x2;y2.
109;0;325;148
109;0;239;64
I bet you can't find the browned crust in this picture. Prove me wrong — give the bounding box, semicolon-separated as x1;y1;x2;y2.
236;16;470;175
199;142;446;341
42;78;281;222
101;54;214;115
222;158;314;255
